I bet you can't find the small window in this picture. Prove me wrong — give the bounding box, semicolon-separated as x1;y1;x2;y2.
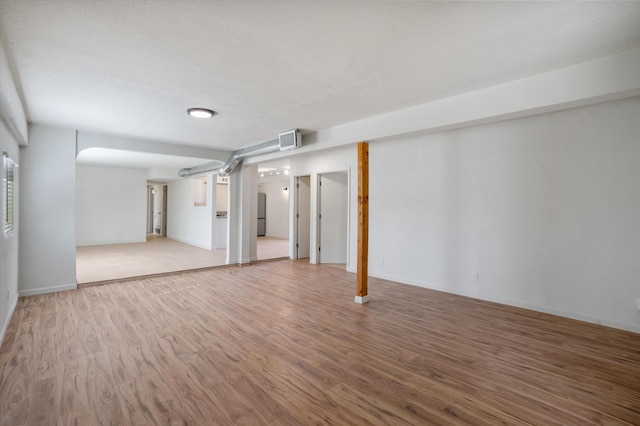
3;152;16;237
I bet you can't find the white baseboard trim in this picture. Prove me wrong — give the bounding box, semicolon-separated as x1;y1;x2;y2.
226;257;252;265
19;282;77;297
76;238;146;246
489;297;640;334
0;294;18;349
166;236;212;250
368;271;640;334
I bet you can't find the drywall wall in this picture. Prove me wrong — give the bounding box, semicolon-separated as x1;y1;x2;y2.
368;96;640;332
227;165;258;265
257;181;289;239
0;120;20;346
76;165;147;245
167;173;216;249
289;145;357;270
19;124;77;296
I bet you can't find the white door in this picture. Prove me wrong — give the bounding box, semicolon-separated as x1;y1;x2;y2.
296;176;311;259
318;172;348;264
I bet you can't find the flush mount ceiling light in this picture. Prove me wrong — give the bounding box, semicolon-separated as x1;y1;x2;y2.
258;167;290;177
187;108;215;118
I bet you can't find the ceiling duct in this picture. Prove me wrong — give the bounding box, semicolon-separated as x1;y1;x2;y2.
217;139;280;176
177;160;225;178
178;129;302;178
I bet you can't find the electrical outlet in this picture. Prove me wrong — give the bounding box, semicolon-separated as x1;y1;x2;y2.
472;272;479;281
637;299;640;311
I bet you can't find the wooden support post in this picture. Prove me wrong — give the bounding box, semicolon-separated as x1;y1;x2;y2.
356;142;370;304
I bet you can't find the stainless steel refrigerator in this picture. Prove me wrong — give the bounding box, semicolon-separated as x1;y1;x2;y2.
257;192;266;236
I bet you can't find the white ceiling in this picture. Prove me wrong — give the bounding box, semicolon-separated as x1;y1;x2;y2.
1;1;640;154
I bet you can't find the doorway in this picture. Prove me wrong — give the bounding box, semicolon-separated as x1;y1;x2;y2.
162;185;168;236
296;175;311;259
147;186;155;234
318;172;348;264
147;184;168;237
256;160;291;260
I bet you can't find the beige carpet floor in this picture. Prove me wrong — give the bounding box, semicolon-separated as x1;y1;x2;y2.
76;236;289;284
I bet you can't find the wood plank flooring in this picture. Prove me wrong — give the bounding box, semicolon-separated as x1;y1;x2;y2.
1;260;639;425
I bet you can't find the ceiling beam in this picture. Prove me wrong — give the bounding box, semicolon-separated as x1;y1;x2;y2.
76;130;232;162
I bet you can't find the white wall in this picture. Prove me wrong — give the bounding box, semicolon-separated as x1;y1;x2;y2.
257;181;289;239
167;173;216;249
227;164;258;265
19;124;77;296
368;97;640;332
76;165;147;245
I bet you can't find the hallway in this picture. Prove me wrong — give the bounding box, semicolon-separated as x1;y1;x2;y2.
76;236;289;284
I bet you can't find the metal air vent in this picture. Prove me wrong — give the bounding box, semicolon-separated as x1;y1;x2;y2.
278;129;302;151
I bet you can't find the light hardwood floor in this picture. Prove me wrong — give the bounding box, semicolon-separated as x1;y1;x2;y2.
1;260;639;425
76;236;289;284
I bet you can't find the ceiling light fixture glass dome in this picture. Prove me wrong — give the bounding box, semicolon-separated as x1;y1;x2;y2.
187;108;215;118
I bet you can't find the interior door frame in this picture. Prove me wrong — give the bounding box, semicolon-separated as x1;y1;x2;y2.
294;175;311;259
317;170;350;265
147;186;155;234
162;185;168;236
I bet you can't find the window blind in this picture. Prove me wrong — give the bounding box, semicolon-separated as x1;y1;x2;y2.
3;151;16;237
